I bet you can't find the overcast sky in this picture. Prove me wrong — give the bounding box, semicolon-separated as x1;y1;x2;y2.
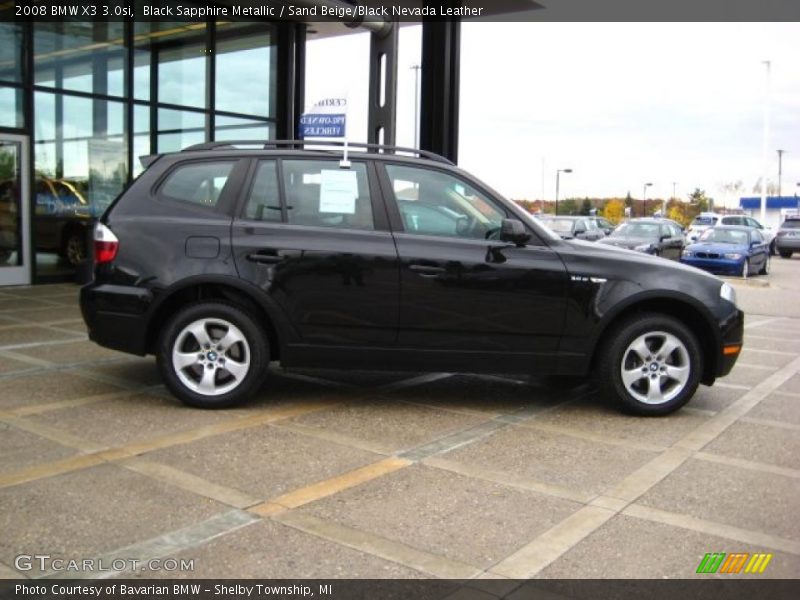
305;22;800;207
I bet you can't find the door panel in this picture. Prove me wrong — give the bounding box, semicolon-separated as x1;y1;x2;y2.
232;158;399;347
394;234;568;367
232;224;400;346
0;135;30;286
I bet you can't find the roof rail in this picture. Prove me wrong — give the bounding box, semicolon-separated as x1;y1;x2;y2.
181;139;454;166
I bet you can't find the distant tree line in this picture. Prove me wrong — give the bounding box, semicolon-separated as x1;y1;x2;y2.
514;188;716;227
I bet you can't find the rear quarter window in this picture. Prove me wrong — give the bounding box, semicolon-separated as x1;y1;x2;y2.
160;161;236;208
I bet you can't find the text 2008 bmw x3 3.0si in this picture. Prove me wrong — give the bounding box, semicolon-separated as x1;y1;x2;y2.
80;141;744;416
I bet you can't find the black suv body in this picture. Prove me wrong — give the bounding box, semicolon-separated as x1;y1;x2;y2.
80;142;743;415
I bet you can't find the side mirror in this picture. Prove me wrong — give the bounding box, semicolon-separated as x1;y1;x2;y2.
500;218;531;246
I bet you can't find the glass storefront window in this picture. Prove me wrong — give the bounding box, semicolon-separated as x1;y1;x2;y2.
133;104;151;177
34;22;126;97
215;116;273;141
158;41;207;109
215;33;274;117
0;23;23;83
0;86;23;129
158;108;205;152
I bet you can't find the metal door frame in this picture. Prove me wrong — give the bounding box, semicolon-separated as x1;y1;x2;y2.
0;133;31;286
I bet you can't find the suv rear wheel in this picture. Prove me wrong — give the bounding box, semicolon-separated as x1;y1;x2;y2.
597;314;702;415
157;301;269;408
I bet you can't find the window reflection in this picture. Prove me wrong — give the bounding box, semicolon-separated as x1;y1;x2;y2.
0;23;23;83
216;33;274;117
157;40;207;109
0;86;23;128
34;22;126;97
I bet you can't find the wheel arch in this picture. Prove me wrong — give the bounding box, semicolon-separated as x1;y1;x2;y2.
144;276;289;361
590;294;720;385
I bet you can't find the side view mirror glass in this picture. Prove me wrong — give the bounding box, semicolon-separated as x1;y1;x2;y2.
500;218;531;246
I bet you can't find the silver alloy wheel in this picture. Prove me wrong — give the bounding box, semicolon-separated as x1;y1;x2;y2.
620;330;691;405
172;318;251;396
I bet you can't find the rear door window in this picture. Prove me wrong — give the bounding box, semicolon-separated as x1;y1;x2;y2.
281;160;374;231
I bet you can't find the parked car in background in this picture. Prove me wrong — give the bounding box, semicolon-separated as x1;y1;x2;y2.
34;178;93;266
588;216;615;236
598;218;684;259
539;216;605;241
775;215;800;258
681;225;769;278
686;212;722;243
718;214;776;255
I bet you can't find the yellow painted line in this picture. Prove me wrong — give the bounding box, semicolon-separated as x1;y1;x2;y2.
0;454;106;489
2;417;106;454
248;502;287;518
251;457;411;514
7;389;133;417
758;553;773;573
120;458;261;509
106;401;337;459
0;401;337;490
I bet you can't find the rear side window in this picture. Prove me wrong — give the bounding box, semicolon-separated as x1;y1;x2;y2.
161;161;236;208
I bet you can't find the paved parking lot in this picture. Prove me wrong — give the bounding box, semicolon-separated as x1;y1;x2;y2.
1;259;799;581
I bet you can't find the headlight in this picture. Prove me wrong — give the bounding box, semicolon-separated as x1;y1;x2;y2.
720;282;737;306
634;244;653;253
724;253;743;260
682;250;693;257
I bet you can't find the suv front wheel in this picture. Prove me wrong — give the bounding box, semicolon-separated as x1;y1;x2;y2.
157;301;269;408
597;314;702;416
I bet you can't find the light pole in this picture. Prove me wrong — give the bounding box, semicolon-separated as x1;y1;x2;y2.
410;64;421;148
777;149;786;196
555;168;572;215
642;182;653;217
760;60;771;224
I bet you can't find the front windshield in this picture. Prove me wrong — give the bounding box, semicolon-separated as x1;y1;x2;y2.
612;222;660;239
544;218;575;234
699;228;749;244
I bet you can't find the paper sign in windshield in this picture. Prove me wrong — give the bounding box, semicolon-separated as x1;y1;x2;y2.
320;169;358;214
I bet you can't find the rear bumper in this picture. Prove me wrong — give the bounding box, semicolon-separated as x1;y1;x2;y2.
775;237;800;251
80;282;152;356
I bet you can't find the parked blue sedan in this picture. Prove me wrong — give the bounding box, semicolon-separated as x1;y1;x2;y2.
681;225;770;278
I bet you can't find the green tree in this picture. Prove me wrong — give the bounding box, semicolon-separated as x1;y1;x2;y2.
580;198;592;215
688;188;711;213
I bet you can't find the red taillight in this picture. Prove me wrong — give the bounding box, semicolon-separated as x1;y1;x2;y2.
94;222;119;264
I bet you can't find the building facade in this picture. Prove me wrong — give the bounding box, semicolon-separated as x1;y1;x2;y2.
1;19;307;285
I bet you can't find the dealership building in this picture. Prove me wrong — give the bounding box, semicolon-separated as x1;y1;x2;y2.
0;1;535;286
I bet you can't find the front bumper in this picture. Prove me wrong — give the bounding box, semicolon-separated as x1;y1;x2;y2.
680;256;743;276
716;307;744;378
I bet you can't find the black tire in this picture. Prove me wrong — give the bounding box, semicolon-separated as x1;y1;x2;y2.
595;313;703;416
779;249;793;259
157;301;270;408
769;239;776;256
61;228;87;266
759;256;770;276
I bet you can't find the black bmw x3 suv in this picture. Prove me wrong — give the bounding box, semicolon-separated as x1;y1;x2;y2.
80;141;743;415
